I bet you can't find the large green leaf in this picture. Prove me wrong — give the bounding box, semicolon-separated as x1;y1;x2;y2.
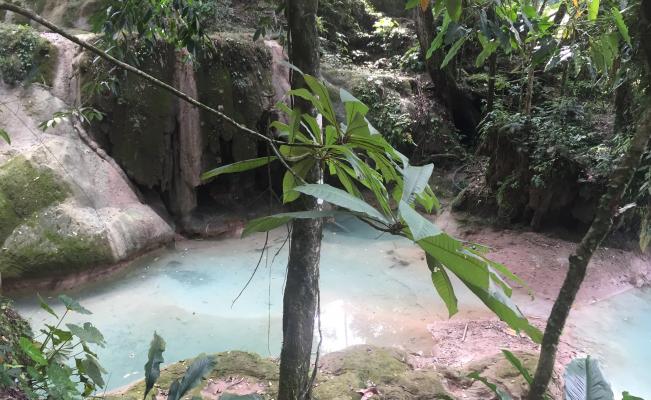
445;0;462;21
201;157;278;180
467;280;543;343
468;372;512;400
441;35;467;68
81;354;106;388
59;295;92;315
67;323;106;347
418;235;490;290
282;158;315;203
612;8;631;45
588;0;600;21
241;210;344;237
502;350;533;384
167;355;216;400
427;255;458;317
622;392;644;400
564;357;614;400
401;164;434;206
295;184;389;223
399;201;442;241
38;294;58;319
19;337;47;366
426;13;451;59
144;332;166;400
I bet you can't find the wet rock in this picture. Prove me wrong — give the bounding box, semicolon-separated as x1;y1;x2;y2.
0;84;174;281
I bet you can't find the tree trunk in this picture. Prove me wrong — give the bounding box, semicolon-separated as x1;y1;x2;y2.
277;1;323;400
527;8;651;396
413;4;481;139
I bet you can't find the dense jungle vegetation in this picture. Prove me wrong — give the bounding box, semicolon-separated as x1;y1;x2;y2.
0;0;650;399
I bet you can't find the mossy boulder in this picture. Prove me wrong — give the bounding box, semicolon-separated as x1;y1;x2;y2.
0;22;56;85
0;156;69;242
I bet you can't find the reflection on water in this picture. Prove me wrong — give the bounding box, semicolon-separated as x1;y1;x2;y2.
13;218;485;390
571;288;651;399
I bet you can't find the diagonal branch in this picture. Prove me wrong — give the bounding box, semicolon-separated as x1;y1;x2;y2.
0;1;308;183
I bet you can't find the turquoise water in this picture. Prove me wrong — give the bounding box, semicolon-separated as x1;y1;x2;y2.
13;219;485;390
571;288;651;399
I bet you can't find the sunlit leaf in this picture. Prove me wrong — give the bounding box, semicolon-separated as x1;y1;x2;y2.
295;184;389;223
564;357;614;400
59;295;92;315
427;255;458;317
201;157;278;180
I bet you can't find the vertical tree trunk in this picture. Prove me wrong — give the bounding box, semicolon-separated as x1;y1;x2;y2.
527;7;651;396
277;1;323;400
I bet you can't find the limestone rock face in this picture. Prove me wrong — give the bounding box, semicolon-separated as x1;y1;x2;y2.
0;84;174;279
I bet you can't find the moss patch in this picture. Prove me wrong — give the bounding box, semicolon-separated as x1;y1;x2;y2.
0;214;113;279
0;156;69;242
105;346;456;400
0;22;56;85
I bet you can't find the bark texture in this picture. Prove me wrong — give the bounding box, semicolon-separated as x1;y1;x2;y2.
527;7;651;395
277;1;324;400
413;5;480;138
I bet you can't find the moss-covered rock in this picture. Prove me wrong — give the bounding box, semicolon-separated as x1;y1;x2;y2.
108;346;454;400
0;22;56;85
0;156;69;242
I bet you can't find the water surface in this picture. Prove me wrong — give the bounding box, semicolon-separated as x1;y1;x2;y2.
13;219;484;390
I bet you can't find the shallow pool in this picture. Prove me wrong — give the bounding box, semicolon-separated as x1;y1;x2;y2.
13;219;487;390
570;288;651;399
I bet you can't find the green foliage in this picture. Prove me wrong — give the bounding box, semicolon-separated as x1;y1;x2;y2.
2;295;107;399
210;71;540;343
564;357;614;400
142;333;215;400
90;0;216;67
0;22;53;85
39;107;105;132
144;333;166;399
0;128;9;144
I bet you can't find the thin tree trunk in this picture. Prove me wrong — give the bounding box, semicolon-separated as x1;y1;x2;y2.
487;53;497;113
277;1;323;400
527;7;651;392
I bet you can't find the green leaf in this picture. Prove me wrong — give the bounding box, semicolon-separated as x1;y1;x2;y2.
445;0;462;21
303;74;337;125
201;157;278;180
81;354;106;388
66;323;106;347
418;235;490;290
0;128;10;145
58;295;92;315
441;35;467;68
282;158;315;203
167;355;216;400
588;0;600;21
501;350;533;385
401;164;434;206
564;357;614;400
405;0;421;9
19;337;47;366
427;255;458;317
612;8;631;45
47;363;79;398
295;184;389;223
467;280;543;343
622;392;644;400
38;294;58;319
242;210;344;237
468;372;513;400
426;13;451;59
144;332;166;400
399;200;442;241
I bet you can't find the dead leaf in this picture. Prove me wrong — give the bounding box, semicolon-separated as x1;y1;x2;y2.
420;0;430;11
